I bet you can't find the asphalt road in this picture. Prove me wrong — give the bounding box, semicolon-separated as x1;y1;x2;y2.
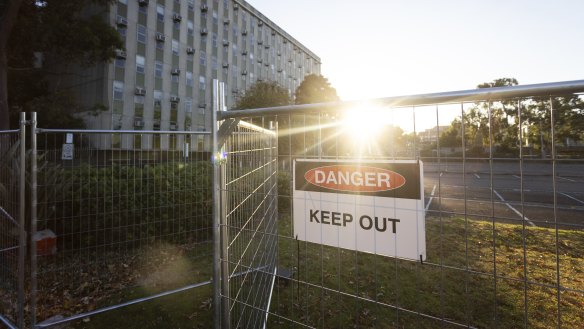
422;161;584;230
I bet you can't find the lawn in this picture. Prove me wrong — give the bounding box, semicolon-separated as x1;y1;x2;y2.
269;214;584;328
10;214;582;328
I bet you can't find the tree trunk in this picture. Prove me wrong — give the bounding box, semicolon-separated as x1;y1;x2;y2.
0;0;24;130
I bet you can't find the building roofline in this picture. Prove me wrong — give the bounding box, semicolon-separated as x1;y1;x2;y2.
235;0;321;64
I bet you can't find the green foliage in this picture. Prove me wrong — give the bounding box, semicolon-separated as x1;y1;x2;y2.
277;170;291;214
525;95;584;157
477;77;518;89
2;0;123;129
39;162;213;250
295;74;340;105
23;91;86;128
233;81;292;110
439;121;462;147
8;0;122;67
440;78;584;157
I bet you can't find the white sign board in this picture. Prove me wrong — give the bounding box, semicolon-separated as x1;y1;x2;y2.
61;143;74;160
293;159;426;261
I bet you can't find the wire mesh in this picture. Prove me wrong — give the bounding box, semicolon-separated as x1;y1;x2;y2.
0;131;21;327
259;94;584;328
2;82;583;329
220;119;279;329
31;130;214;326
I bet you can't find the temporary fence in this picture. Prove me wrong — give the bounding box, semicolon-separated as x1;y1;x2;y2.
218;80;584;328
218;119;278;329
1;80;584;328
0;125;23;329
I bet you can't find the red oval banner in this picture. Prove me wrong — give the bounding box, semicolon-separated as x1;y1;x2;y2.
304;165;406;193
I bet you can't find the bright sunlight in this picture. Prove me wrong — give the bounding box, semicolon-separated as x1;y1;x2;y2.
342;104;393;143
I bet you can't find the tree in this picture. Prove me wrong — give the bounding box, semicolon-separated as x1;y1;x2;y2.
441;77;584;157
292;74;339;156
233;81;292;110
439;121;462;148
440;78;520;156
525;95;584;157
0;0;123;129
294;74;339;105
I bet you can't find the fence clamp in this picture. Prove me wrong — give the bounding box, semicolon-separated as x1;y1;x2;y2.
212;151;228;165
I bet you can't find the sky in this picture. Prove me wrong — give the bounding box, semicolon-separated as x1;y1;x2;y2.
246;0;584;102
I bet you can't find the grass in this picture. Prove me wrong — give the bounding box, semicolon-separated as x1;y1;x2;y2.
32;242;215;329
269;214;584;329
69;284;214;329
19;215;583;328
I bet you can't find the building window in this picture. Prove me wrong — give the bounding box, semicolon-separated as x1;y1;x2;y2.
187;20;194;36
156;38;164;49
117;26;127;38
185;99;192;113
199;50;207;66
119;0;127;4
172;39;180;56
212;55;217;71
139;3;147;14
154;90;162;109
199;76;206;91
212;33;217;48
172;74;179;83
157;4;165;22
174;14;181;30
212;10;218;27
113;80;124;100
137;24;147;44
115;57;125;68
187;0;194;11
155;61;163;78
186;71;194;87
134;94;145;106
136;55;145;74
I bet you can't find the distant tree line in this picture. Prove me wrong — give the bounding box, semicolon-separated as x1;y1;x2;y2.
436;78;584;158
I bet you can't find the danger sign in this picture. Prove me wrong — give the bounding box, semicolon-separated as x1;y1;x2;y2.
293;159;426;261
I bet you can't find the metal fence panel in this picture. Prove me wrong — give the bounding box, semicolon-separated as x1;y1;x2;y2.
219;85;584;328
31;130;214;327
2;81;583;329
220;119;278;329
0;130;22;329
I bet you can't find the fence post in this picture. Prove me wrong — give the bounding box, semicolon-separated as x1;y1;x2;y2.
212;80;230;329
17;113;26;329
30;112;38;327
218;83;230;329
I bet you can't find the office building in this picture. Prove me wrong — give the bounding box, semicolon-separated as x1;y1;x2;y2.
66;0;321;149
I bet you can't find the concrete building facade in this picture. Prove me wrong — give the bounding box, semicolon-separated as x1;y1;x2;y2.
70;0;320;149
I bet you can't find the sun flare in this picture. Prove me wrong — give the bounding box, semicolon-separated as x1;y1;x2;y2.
342;104;391;143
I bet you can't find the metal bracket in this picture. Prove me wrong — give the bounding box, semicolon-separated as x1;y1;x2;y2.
217;118;240;149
